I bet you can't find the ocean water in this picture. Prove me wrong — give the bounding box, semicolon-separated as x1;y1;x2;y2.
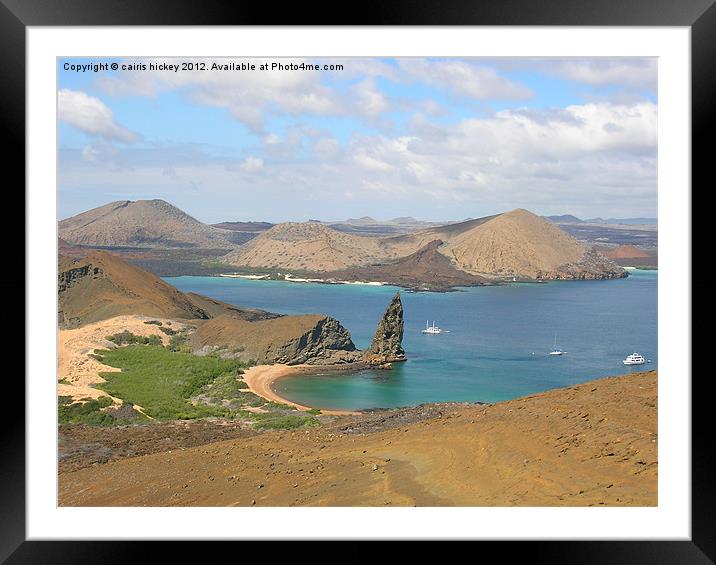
166;270;658;411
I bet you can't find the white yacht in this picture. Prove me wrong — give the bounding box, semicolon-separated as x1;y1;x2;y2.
421;320;442;334
549;334;565;356
623;352;646;365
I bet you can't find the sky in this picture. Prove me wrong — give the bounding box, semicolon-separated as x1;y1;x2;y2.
57;57;657;223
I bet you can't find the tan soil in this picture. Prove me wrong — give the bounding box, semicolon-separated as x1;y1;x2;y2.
58;315;190;403
59;370;657;507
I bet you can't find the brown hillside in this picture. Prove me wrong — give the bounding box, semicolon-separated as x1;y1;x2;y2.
223;222;390;271
58;251;210;328
59;199;235;249
603;245;651;259
327;240;489;290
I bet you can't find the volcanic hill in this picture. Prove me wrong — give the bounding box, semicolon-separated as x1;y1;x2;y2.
225;208;624;281
59;199;235;249
222;222;391;271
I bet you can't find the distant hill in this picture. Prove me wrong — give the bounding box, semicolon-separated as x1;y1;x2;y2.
433;209;594;278
545;215;656;226
544;215;584;224
59;199;236;249
223;222;389;271
602;245;651;259
211;221;274;233
584;218;657;226
225;209;624;281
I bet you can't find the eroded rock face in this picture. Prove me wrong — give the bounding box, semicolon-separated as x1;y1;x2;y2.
192;314;362;365
364;292;406;366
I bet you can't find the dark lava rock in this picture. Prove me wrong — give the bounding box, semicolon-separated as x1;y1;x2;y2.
364;292;406;365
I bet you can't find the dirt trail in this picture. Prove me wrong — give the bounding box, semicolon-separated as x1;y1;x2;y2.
59;371;657;507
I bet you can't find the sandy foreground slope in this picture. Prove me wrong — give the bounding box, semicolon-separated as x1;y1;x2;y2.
59;370;657;507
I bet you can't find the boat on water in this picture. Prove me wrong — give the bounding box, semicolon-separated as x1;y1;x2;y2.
623;352;646;365
421;320;443;334
549;334;565;356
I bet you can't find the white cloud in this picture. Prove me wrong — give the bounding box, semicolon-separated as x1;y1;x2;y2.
96;58;342;133
58;89;139;143
351;78;390;119
551;58;657;89
240;156;264;172
398;59;532;100
60;99;657;220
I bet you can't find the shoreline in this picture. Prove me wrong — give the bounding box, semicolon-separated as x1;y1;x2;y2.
242;364;361;416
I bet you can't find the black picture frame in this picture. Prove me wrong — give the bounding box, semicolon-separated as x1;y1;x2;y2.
5;0;709;561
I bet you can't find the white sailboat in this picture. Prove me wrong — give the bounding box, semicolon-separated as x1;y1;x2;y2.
549;333;565;356
421;320;442;334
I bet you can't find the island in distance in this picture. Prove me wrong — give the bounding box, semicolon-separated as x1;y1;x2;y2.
59;200;638;290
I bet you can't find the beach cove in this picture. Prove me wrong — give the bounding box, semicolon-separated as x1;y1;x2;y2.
167;269;657;412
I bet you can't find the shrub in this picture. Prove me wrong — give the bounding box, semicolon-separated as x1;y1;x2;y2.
253;415;320;430
95;345;249;421
58;395;116;426
105;331;162;346
168;333;191;353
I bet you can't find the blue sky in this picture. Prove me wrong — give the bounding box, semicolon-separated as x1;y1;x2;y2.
58;57;657;223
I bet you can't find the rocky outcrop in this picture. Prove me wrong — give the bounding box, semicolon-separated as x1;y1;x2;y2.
545;248;628;280
191;314;362;366
364;292;406;367
193;294;407;368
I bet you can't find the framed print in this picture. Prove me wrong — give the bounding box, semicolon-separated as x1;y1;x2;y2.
5;0;711;561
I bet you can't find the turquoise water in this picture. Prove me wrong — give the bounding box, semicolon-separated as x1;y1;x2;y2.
166;270;657;410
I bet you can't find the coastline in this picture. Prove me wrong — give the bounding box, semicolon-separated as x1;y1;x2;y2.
242;364;361;416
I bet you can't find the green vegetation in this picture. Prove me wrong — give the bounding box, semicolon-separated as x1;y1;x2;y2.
143;320;163;326
59;395;117;426
158;326;177;336
105;331;162;346
264;401;296;411
94;345;248;420
307;408;322;415
198;371;248;401
168;333;191;353
252;414;319;430
70;341;323;430
232;391;267;407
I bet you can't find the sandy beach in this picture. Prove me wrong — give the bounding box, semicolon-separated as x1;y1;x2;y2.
242;364;360;415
